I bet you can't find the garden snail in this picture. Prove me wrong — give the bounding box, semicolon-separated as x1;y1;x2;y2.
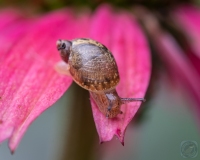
56;38;145;118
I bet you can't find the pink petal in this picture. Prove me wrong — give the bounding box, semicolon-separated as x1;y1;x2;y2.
172;5;200;59
0;9;23;29
140;10;200;124
153;33;200;100
172;5;200;75
0;10;29;62
0;9;90;152
89;6;151;144
151;33;200;120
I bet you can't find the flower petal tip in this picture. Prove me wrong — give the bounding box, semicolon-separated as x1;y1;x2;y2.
11;150;14;155
90;4;151;145
0;9;76;151
116;128;121;137
115;128;125;145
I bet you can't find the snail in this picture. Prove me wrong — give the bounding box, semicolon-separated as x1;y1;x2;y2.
56;38;145;118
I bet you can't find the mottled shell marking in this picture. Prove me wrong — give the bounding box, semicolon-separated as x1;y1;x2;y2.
68;38;120;92
57;38;145;118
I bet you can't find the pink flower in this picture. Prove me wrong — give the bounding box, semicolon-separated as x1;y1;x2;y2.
172;5;200;75
135;6;200;123
0;5;151;152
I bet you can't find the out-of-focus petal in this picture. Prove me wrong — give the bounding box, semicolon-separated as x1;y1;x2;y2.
90;5;151;144
172;5;200;75
172;5;200;59
0;9;23;29
137;8;200;124
0;9;90;152
151;33;200;109
0;9;29;62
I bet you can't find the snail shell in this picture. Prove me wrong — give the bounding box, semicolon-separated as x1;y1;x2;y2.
57;38;145;118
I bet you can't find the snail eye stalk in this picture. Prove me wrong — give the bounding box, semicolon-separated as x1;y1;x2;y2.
56;40;67;50
56;38;146;118
61;43;66;49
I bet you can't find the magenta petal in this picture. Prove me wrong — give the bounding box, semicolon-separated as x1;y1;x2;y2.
0;9;85;151
172;5;200;76
0;9;24;29
89;6;151;143
0;9;29;61
172;5;200;59
151;32;200;118
143;8;200;121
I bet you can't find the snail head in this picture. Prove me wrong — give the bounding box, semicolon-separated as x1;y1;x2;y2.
56;39;72;63
105;92;123;118
105;92;145;118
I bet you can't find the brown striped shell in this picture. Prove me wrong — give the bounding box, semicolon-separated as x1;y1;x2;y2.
68;38;119;92
57;38;145;118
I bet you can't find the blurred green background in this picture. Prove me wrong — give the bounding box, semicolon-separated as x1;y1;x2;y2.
1;75;199;160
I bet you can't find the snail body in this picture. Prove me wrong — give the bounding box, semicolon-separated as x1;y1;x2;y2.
57;38;145;118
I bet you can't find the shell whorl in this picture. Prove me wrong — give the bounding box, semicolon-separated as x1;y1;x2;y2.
57;38;146;118
68;38;120;92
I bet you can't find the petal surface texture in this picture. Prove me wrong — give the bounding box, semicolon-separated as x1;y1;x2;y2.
89;5;151;144
0;9;90;151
